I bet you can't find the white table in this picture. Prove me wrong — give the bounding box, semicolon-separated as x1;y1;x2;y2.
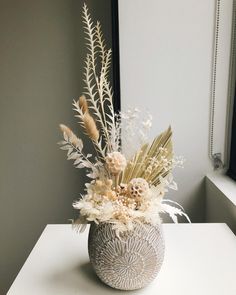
7;224;236;295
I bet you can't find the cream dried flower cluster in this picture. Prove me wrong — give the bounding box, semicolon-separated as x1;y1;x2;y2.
105;152;127;175
59;4;190;234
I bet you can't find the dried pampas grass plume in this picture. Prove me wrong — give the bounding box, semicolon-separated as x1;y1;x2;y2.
60;124;72;137
59;124;79;146
83;113;99;142
74;95;99;142
78;95;88;114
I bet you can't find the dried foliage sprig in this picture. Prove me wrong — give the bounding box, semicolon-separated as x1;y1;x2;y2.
72;97;105;162
82;4;115;153
58;4;190;235
59;124;100;179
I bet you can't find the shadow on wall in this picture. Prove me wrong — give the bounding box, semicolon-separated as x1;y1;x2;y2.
0;0;113;293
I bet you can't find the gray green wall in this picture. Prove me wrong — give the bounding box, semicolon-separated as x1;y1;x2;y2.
0;0;112;293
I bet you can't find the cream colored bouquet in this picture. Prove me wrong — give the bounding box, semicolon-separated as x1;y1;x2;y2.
59;4;190;235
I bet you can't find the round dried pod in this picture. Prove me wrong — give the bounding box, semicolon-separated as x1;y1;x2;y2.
105;152;127;175
127;178;149;199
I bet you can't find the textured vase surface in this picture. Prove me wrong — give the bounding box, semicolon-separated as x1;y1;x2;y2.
88;222;165;290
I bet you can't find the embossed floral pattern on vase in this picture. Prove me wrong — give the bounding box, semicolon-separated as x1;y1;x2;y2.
88;222;165;290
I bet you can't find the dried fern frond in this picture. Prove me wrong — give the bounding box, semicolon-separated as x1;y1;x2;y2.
95;21;107;74
82;4;116;153
82;3;97;70
83;52;110;146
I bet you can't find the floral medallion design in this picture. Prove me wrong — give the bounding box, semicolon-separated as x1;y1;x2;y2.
88;223;165;290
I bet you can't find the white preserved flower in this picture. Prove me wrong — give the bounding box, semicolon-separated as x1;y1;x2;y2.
105;152;127;175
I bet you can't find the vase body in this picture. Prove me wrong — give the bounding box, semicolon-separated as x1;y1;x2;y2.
88;222;165;290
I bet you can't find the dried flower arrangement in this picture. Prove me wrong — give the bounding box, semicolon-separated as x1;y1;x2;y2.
59;4;190;235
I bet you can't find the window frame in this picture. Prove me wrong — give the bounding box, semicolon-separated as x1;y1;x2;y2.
111;0;121;113
227;90;236;180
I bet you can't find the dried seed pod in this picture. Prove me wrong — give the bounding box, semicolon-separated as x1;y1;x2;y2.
127;178;149;199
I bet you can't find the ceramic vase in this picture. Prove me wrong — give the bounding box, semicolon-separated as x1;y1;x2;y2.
88;222;165;290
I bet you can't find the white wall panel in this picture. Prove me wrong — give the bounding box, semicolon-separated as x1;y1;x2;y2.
118;0;233;220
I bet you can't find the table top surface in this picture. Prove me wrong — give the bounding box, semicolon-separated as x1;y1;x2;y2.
7;223;236;295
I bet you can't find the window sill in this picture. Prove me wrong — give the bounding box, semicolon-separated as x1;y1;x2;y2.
206;172;236;207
